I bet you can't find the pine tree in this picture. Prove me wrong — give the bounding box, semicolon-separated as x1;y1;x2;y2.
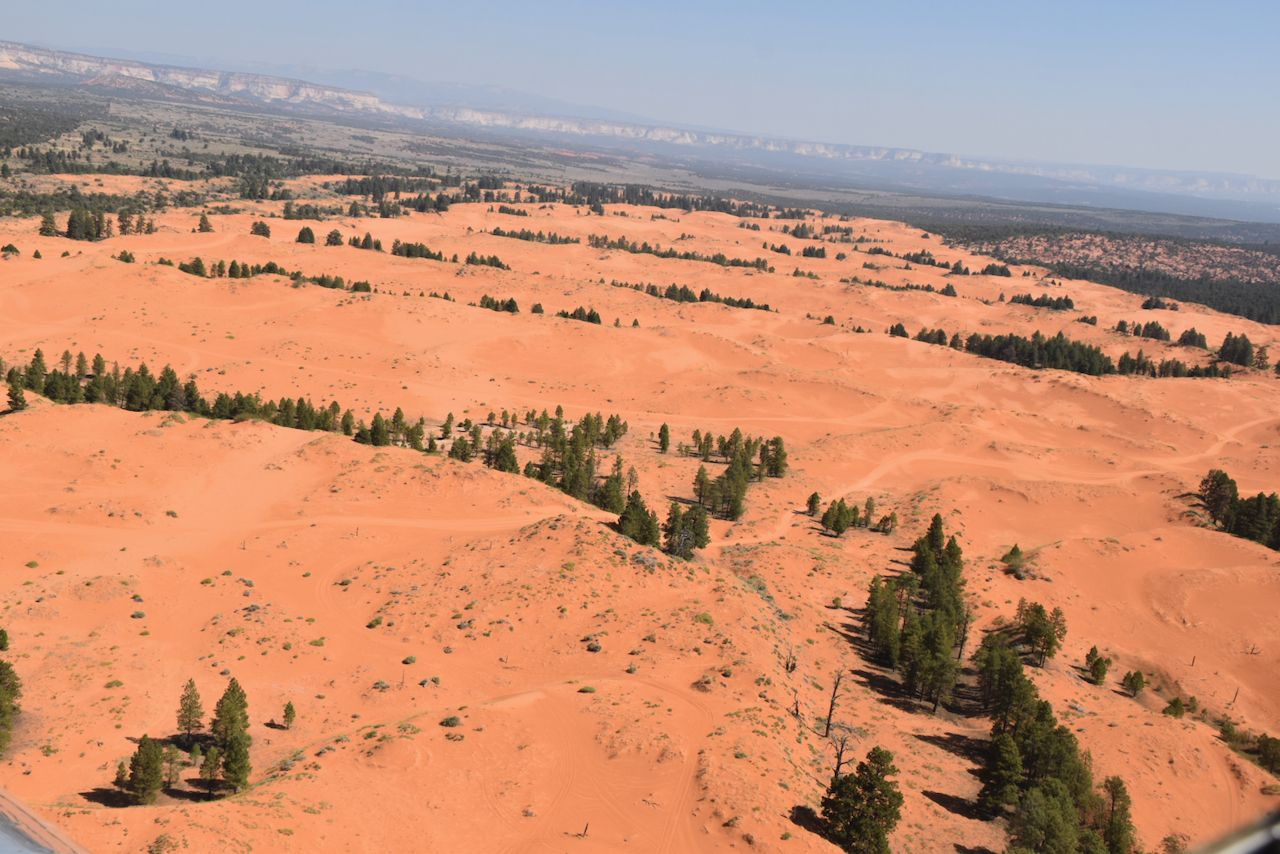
1101;776;1136;854
177;678;204;741
211;678;250;750
1120;671;1145;697
765;436;788;476
325;229;344;246
658;423;670;453
693;465;710;506
1008;780;1080;854
199;745;221;792
283;701;296;730
197;214;213;233
807;492;822;516
127;735;165;804
820;746;903;854
38;212;58;236
6;379;26;412
296;226;316;244
221;731;252;792
113;760;129;791
618;491;660;547
163;744;183;787
370;413;391;446
978;733;1023;813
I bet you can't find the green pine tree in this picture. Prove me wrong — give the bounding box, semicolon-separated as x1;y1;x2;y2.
177;678;204;741
127;735;165;804
820;746;903;854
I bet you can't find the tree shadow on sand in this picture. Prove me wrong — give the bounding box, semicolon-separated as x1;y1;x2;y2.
923;789;986;821
78;788;132;808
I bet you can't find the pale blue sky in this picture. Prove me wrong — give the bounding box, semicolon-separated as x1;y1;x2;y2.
8;1;1279;177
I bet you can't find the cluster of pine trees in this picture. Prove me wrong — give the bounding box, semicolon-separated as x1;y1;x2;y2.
442;406;632;511
1199;469;1280;551
1176;327;1208;348
685;429;787;521
174;258;294;279
59;207;114;240
464;251;510;270
348;232;384;251
1009;292;1075;310
609;280;772;311
811;494;896;535
970;605;1138;854
863;515;968;712
489;226;579;245
390;240;445;260
477;295;520;313
587;234;773;271
557;306;603;324
962;330;1116;375
1115;350;1228;378
116;678;263;805
1115;319;1171;341
1218;332;1263;368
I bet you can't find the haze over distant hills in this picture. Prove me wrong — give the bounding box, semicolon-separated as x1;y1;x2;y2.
4;38;1280;224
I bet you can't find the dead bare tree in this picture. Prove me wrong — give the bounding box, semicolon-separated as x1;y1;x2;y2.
829;728;853;783
823;671;844;737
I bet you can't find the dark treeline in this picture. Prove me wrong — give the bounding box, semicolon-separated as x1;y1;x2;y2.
1048;263;1279;325
553;182;789;218
1199;469;1280;551
4;186;194;220
1009;292;1075;311
866;245;971;274
489;227;579;245
910;325;1232;379
3;350;428;450
328;174;438;200
841;275;945;296
495;205;529;217
609;280;772;312
929;224;1280;324
587;234;773;271
864;514;968;712
162;257;372;293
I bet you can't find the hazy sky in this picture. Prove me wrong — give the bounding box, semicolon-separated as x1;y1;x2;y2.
8;0;1279;178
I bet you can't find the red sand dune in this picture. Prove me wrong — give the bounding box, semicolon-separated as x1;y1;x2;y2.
0;185;1276;852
